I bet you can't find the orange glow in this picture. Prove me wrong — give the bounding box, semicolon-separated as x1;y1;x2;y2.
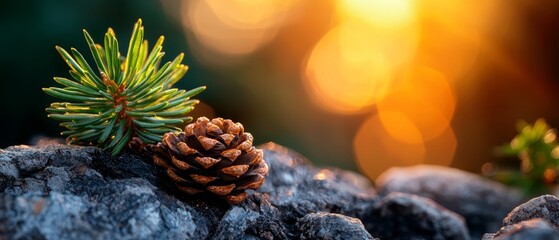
205;0;295;29
171;0;513;177
304;21;391;113
423;126;457;167
181;0;299;58
336;0;419;69
338;0;416;27
416;1;481;79
354;114;426;178
303;0;419;114
304;18;419;114
377;66;456;142
354;114;457;179
376;110;424;144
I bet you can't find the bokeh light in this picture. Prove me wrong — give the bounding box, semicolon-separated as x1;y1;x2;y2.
415;1;483;79
303;21;394;114
180;0;300;64
338;0;416;27
303;0;462;174
303;0;419;114
354;114;457;179
377;66;455;143
354;114;426;178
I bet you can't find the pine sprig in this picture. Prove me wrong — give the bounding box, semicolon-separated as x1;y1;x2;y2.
487;119;559;195
43;19;205;155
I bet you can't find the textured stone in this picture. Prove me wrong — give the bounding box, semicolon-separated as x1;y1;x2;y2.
481;195;559;239
0;143;212;239
259;143;378;223
211;195;288;239
0;141;377;239
492;219;559;240
482;233;496;240
501;195;559;228
297;212;375;240
367;192;470;240
376;165;523;238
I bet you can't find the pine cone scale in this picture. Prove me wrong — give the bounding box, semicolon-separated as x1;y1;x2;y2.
198;136;223;150
236;174;266;190
177;142;197;155
195;156;221;169
190;174;217;185
221;149;242;161
207;184;236;196
226;193;247;204
219;134;235;145
221;165;250;177
171;156;192;170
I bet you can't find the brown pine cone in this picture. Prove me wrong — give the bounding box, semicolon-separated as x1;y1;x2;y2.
151;117;268;204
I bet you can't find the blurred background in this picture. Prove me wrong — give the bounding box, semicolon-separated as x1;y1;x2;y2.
1;0;559;181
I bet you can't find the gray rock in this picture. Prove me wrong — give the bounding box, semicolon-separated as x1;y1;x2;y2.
0;157;17;191
0;143;212;239
481;195;559;240
502;195;559;228
492;219;559;240
376;165;523;238
0;141;378;239
259;143;378;223
297;212;376;240
367;192;470;240
482;233;496;240
211;194;288;239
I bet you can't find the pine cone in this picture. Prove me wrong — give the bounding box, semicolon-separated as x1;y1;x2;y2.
152;117;268;204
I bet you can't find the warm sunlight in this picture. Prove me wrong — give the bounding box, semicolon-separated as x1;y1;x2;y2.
181;0;299;62
338;0;416;27
304;21;394;113
354;114;457;179
377;66;456;143
303;0;418;114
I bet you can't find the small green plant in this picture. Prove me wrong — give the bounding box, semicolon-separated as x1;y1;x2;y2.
484;119;559;194
43;19;205;155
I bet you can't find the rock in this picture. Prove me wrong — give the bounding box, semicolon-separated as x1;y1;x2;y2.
482;233;496;240
501;195;559;228
211;194;288;239
297;212;376;240
0;144;211;239
491;219;559;240
481;195;559;240
258;143;378;222
366;192;470;240
0;141;378;239
376;165;523;238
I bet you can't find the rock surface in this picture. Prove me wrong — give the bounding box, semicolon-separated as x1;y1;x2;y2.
492;219;559;240
0;145;211;239
297;212;375;240
502;195;559;228
376;165;524;238
6;141;555;239
366;192;470;240
0;142;377;239
482;195;559;240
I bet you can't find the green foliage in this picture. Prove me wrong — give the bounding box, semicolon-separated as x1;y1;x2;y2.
487;119;559;194
43;19;205;155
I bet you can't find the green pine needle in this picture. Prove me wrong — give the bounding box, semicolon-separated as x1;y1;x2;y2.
44;19;205;155
491;119;559;195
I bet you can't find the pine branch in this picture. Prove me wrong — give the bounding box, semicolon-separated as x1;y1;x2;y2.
43;19;205;155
